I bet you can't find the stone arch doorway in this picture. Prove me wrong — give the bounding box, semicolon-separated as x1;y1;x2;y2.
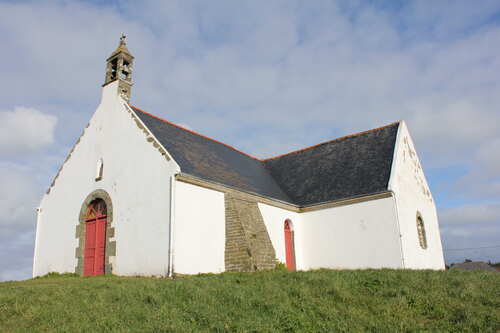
284;219;296;271
75;190;115;276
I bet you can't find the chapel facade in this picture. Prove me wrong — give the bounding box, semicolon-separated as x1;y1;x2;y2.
33;37;445;278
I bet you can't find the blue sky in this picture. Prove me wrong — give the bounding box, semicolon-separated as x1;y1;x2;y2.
1;0;499;281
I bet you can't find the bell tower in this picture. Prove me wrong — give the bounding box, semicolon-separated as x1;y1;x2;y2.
103;34;134;101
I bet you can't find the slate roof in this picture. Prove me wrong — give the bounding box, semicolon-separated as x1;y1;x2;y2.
264;123;399;206
133;106;400;207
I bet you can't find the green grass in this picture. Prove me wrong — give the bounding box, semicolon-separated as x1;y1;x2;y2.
0;269;499;332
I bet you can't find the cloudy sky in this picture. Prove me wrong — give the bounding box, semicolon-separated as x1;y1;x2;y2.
1;0;500;281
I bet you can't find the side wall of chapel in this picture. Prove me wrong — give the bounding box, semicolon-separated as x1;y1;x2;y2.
293;197;403;270
173;178;404;274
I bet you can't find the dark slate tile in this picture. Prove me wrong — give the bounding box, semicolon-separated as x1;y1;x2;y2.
264;123;399;206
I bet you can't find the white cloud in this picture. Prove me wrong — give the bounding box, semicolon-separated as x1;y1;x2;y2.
0;163;41;229
0;228;34;281
439;203;500;263
0;107;57;155
476;138;500;176
0;163;41;281
440;204;500;227
447;138;500;200
0;1;154;105
400;0;500;39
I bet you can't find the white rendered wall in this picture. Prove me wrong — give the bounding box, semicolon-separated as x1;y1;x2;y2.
173;181;226;275
388;121;445;269
259;198;402;271
258;204;303;268
33;81;179;277
298;197;403;270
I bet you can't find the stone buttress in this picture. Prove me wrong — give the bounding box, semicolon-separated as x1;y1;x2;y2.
224;193;277;272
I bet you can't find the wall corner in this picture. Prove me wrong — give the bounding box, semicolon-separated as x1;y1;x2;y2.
390;191;405;269
387;120;405;192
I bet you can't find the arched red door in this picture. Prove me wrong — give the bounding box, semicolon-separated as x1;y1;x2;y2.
284;219;296;271
84;199;107;276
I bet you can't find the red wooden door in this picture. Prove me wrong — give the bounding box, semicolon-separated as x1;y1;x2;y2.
284;219;296;271
84;221;96;276
83;199;107;276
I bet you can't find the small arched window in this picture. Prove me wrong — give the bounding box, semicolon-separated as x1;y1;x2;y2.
416;213;427;249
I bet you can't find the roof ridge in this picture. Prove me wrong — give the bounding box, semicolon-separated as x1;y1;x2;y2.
131;106;263;161
262;121;401;162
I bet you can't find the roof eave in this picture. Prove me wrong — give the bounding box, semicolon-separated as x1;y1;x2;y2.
176;172;393;213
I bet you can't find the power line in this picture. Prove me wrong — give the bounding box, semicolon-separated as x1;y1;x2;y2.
443;245;500;252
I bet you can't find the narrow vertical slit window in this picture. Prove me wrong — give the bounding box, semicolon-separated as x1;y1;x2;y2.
110;58;118;80
95;158;104;181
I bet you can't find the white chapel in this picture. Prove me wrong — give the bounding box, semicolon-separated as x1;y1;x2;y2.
33;37;445;278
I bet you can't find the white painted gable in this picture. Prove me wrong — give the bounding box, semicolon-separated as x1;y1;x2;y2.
389;121;445;269
33;81;179;277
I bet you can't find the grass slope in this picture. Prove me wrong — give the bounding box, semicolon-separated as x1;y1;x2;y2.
0;269;499;332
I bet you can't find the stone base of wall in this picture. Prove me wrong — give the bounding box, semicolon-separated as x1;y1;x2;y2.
225;193;277;272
